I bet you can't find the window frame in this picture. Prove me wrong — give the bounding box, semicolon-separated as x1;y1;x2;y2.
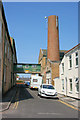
75;52;78;67
62;79;64;91
69;55;72;69
75;78;79;93
62;63;64;74
4;64;7;84
69;78;72;92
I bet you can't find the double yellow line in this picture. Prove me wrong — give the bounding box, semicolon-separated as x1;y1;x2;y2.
58;100;80;111
13;90;19;110
13;100;19;109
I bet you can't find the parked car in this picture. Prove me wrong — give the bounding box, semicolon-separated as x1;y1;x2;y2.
24;81;30;86
38;84;58;98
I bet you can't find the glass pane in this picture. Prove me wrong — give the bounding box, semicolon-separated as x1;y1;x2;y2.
70;60;72;67
76;82;79;92
76;52;78;57
76;58;78;66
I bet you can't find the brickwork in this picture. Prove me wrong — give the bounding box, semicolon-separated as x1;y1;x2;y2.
2;18;13;94
47;15;60;61
0;2;17;95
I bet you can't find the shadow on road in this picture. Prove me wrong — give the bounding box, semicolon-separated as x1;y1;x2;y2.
12;84;34;103
2;84;34;104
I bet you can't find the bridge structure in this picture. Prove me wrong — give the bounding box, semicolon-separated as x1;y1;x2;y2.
13;63;41;74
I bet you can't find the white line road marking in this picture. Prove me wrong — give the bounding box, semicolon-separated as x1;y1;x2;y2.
37;112;62;115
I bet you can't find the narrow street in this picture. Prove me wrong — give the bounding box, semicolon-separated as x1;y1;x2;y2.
2;84;79;118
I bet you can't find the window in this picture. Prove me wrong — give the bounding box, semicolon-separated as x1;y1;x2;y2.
62;63;64;73
33;79;37;82
5;33;8;54
4;65;7;83
62;79;64;91
32;65;37;68
8;45;9;58
25;65;29;68
75;78;79;92
75;52;78;66
17;65;23;68
5;40;7;54
0;21;2;43
69;79;72;92
69;55;72;68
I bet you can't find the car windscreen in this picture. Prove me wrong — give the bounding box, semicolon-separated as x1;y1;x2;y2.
43;85;55;89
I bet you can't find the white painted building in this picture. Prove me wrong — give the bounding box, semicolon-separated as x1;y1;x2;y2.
54;44;80;99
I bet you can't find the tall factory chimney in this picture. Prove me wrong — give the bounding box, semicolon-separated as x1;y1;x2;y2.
47;15;60;61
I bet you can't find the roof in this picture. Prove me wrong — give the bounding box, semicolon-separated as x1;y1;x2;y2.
41;49;67;55
59;50;67;53
65;43;80;54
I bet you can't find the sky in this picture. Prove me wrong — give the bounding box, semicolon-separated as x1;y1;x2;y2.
3;2;78;65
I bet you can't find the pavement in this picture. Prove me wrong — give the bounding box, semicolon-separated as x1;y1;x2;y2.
0;85;17;112
0;85;80;112
58;93;80;110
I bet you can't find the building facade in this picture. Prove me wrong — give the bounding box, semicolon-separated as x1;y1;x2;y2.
54;44;80;99
0;2;17;95
38;48;66;84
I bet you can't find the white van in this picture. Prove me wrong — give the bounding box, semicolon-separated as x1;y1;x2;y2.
30;75;42;89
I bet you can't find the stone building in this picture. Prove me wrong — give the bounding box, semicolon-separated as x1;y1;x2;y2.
0;2;17;95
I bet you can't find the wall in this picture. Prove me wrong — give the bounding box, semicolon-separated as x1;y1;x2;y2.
0;7;2;98
59;45;80;99
1;3;14;94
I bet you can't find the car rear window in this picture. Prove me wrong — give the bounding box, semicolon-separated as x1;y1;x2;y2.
33;79;38;82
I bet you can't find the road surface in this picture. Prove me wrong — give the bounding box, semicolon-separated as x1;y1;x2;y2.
2;84;79;118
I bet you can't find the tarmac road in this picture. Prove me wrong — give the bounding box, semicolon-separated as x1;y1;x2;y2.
2;84;79;118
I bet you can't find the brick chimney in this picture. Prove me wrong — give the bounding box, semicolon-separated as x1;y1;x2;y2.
47;15;60;61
